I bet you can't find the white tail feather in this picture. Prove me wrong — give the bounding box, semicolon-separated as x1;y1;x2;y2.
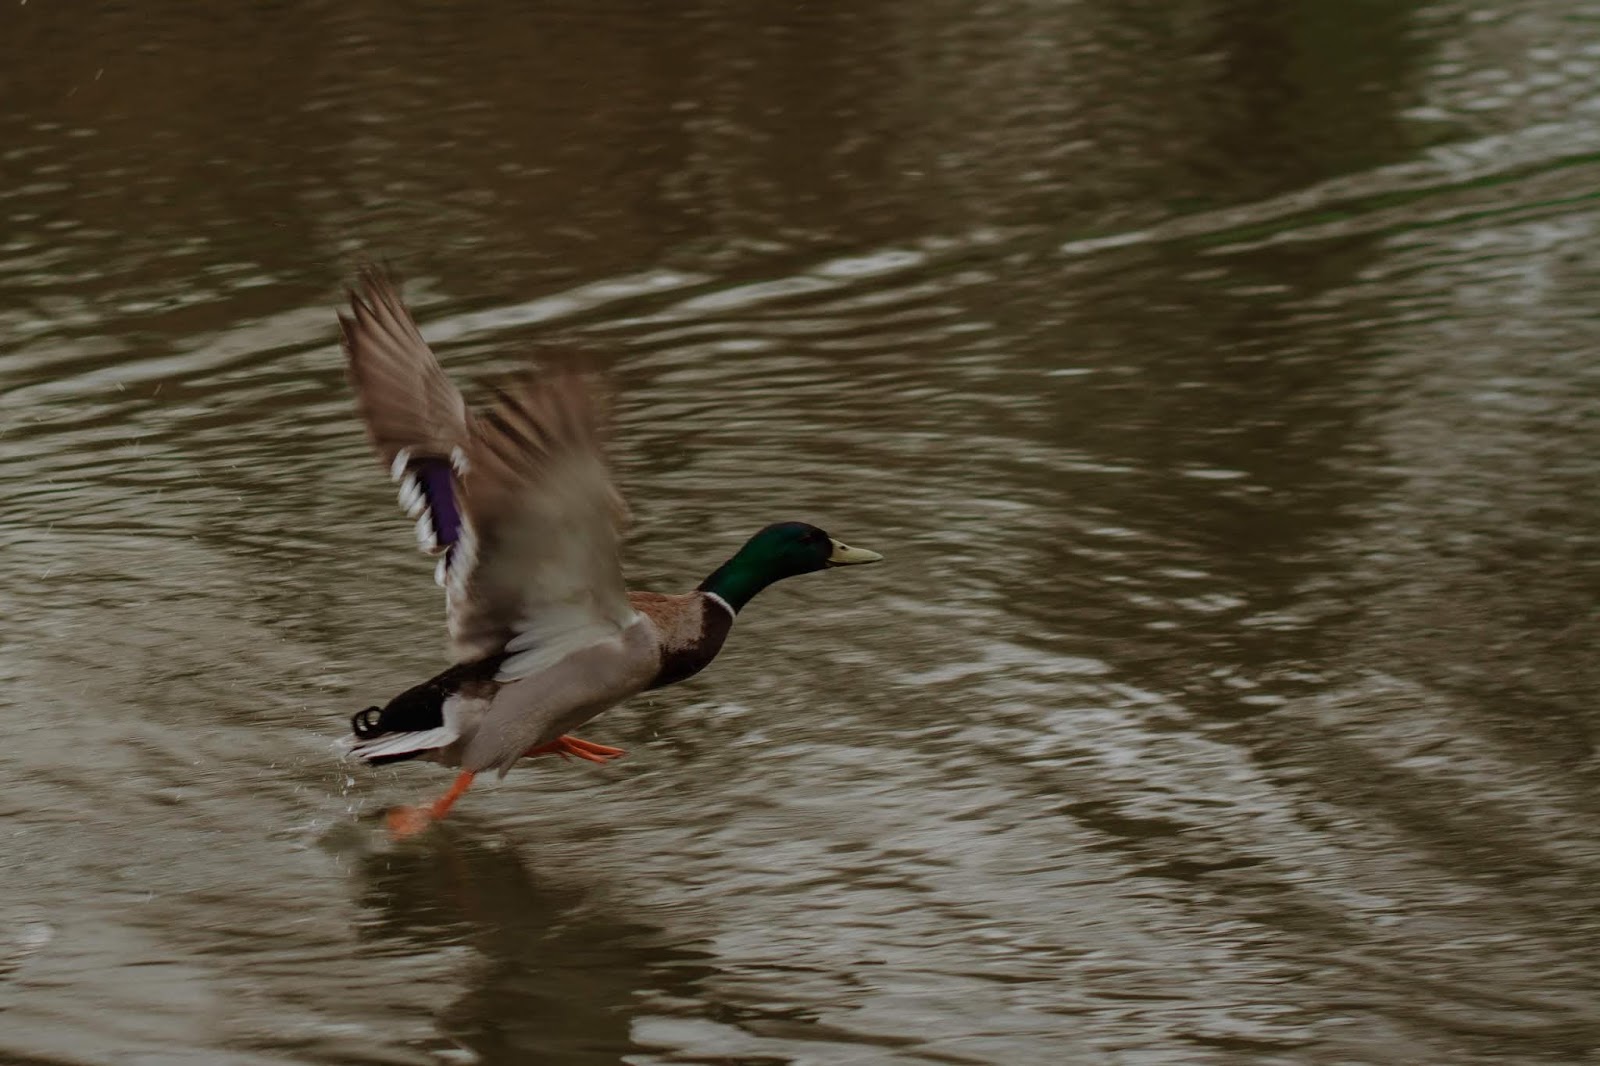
347;726;458;762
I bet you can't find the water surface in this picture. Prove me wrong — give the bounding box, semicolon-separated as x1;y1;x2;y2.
4;2;1600;1063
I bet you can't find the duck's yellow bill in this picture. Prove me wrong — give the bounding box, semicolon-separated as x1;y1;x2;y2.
827;539;883;566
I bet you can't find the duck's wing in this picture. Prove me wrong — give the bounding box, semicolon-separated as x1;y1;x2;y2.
338;269;472;570
448;368;636;672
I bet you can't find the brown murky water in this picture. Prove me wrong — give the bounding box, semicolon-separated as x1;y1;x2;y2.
5;3;1600;1063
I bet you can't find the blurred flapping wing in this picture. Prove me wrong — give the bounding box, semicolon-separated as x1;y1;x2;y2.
448;370;636;673
338;269;472;570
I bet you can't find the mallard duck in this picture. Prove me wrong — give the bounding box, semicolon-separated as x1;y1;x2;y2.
335;270;882;838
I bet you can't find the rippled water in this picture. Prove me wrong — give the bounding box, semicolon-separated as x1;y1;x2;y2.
5;3;1600;1063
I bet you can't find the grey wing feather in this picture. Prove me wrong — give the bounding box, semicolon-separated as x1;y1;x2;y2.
461;617;659;776
338;268;472;468
447;369;636;668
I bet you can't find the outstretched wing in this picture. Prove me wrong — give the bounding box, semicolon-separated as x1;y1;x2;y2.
338;269;472;571
447;369;636;673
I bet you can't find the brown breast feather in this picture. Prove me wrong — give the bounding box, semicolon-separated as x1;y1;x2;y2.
630;591;733;688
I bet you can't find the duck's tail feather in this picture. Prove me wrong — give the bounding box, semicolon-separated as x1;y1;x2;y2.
343;686;457;766
345;724;460;765
342;658;502;766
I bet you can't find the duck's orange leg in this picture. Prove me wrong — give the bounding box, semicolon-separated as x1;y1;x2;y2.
386;771;476;841
524;734;625;764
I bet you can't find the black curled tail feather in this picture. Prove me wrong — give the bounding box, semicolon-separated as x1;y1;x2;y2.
347;686;445;742
348;692;443;741
351;706;385;739
347;654;505;744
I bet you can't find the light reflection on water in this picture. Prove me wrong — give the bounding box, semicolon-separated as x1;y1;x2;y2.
4;2;1600;1063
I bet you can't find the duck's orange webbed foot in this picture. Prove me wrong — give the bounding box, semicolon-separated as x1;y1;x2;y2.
524;734;626;764
385;771;476;841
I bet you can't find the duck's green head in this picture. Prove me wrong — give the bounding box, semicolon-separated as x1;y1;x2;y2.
698;521;882;613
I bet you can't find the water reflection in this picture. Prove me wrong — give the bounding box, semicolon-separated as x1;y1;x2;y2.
357;836;711;1063
4;0;1600;1063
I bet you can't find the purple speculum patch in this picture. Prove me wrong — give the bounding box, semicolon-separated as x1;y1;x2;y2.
414;458;462;551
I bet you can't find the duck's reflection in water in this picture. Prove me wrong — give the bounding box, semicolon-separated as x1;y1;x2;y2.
355;830;717;1064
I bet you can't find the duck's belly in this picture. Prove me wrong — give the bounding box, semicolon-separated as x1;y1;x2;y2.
459;617;661;775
